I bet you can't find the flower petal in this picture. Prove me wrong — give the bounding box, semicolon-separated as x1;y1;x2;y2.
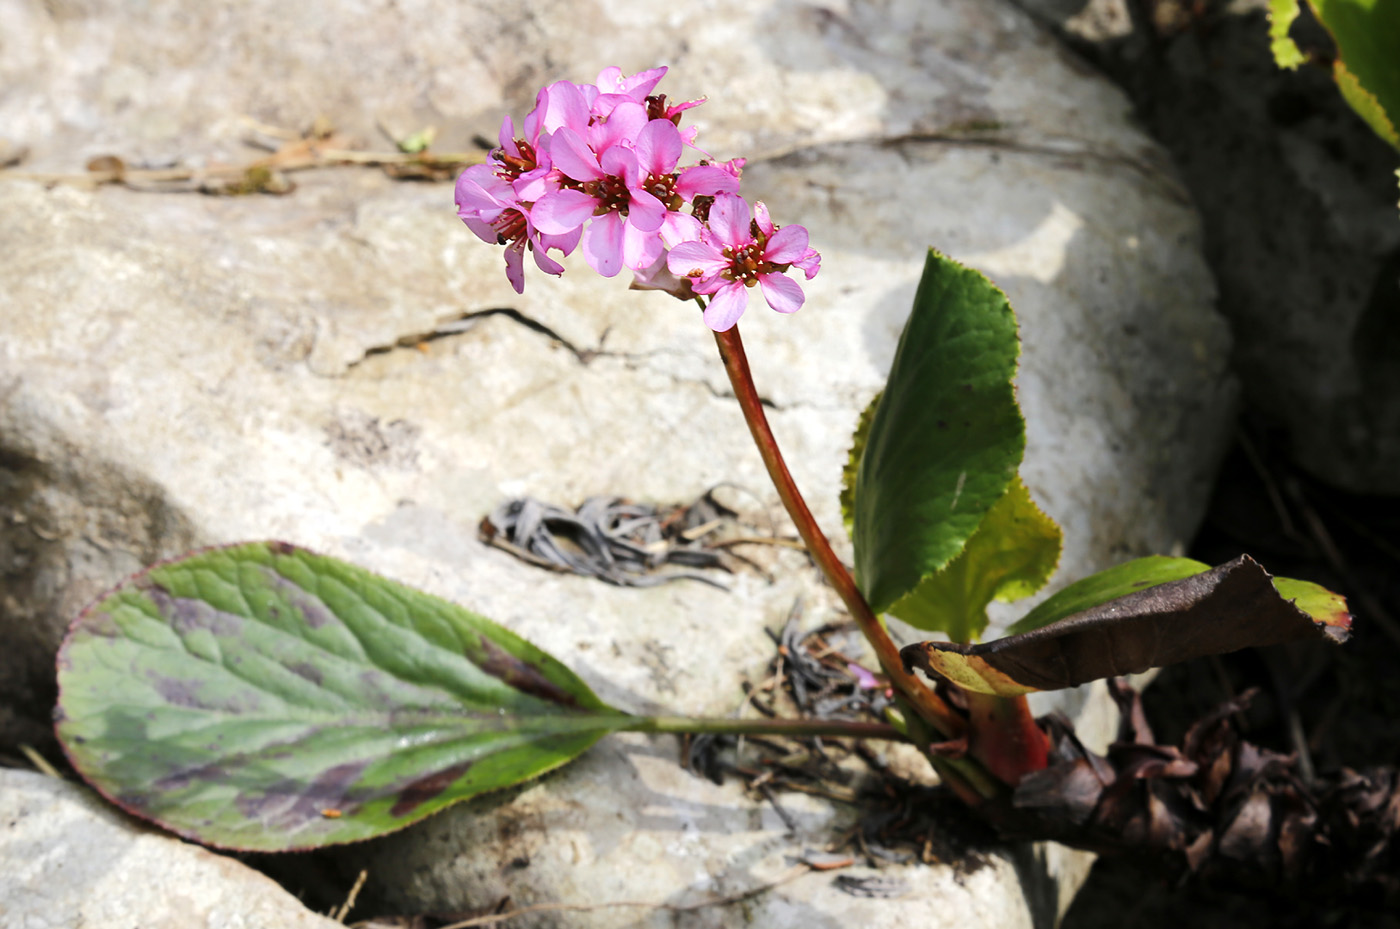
660;212;703;248
590;100;648;153
522;94;544;142
540;225;582;257
458;216;497;244
764;224;810;264
594;65;626;94
703;283;749;331
497;115;516;152
538;81;591;135
599;145;641;187
503;243;526;294
667;240;727;279
549;128;604;182
621;220;664;271
793;246;822;280
635;119;682;176
758;272;805;315
753;201;776;237
707;194;753;249
582;212;626;277
625;187;666;233
687;275;726;296
512;166;555;203
531;188;598;235
532;244;566;277
597;65;667;99
455;164;509;212
674;164;740;199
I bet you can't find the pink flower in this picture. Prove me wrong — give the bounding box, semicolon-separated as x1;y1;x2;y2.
754;201;820;280
452;66;810;303
534;79;598;137
455;160;578;294
594;66;668;113
533;116;738;277
595;66;705;137
710;157;746;182
666;194;819;331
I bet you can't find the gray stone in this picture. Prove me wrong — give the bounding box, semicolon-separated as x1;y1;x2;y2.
0;0;1230;924
1014;0;1400;493
0;769;343;929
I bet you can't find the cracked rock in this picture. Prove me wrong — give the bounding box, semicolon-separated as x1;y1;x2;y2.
0;769;342;929
0;0;1229;925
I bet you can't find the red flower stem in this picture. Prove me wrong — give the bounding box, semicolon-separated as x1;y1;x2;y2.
710;323;998;802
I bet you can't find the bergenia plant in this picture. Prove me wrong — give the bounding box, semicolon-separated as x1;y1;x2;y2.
54;66;1353;874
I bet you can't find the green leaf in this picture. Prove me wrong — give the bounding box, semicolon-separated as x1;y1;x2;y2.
840;391;880;538
1268;0;1307;69
1332;58;1400;150
1006;555;1210;636
397;125;439;154
852;249;1024;614
1273;575;1354;627
887;476;1062;643
55;542;629;851
1310;0;1400;151
902;556;1351;696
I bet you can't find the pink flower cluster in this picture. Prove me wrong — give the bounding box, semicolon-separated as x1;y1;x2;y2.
455;66;820;332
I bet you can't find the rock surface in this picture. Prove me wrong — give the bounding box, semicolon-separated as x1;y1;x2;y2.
0;769;343;929
1016;0;1400;494
1;0;1229;925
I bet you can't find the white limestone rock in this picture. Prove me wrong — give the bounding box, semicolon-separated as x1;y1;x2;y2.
0;0;1229;924
0;769;343;929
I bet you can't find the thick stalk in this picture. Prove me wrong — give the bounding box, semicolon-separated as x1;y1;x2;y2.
624;715;904;741
711;323;1001;802
963;692;1049;786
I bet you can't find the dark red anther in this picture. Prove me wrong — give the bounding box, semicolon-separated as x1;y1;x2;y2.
492;209;528;246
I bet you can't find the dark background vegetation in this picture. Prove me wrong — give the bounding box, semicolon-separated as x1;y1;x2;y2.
1043;2;1400;925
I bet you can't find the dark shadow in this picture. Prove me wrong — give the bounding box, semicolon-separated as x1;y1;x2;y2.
1007;841;1062;929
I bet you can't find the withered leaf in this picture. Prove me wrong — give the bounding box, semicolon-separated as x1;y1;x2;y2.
901;556;1350;695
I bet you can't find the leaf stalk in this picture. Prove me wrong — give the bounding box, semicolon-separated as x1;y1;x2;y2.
625;715;906;740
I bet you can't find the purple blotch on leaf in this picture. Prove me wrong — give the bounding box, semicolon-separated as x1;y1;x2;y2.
147;585;245;637
234;760;371;830
261;568;338;630
286;662;324;686
391;761;475;817
476;638;578;707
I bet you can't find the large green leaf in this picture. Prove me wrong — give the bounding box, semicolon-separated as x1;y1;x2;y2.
55;542;630;851
852;249;1024;614
887;476;1061;643
902;556;1352;696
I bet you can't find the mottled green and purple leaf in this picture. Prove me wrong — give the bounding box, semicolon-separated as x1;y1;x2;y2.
55;542;629;851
